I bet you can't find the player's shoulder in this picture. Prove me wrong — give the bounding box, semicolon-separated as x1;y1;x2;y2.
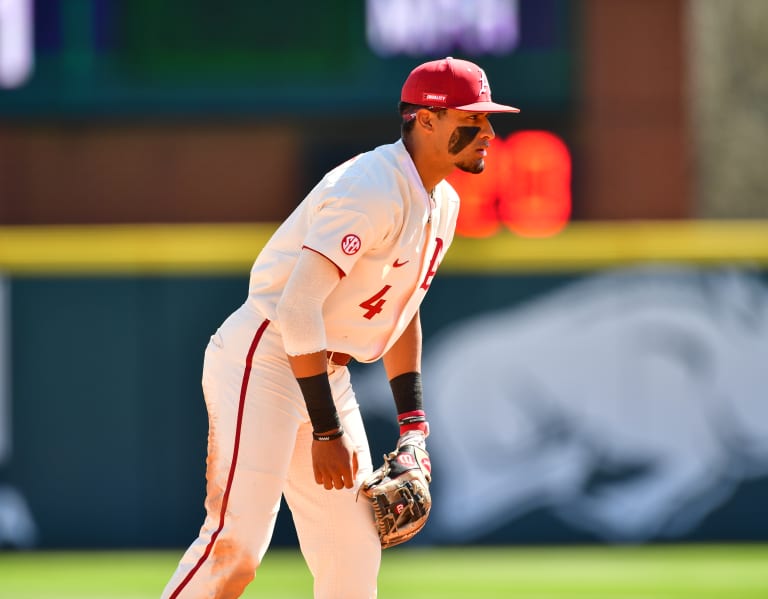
343;140;408;184
318;141;411;206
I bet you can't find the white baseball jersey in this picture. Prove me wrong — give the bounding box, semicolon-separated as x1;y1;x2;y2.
163;140;459;599
247;139;460;362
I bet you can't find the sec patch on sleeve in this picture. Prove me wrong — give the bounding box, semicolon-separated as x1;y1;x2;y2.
341;234;362;255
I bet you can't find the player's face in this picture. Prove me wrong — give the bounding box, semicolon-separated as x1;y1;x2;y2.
441;110;496;174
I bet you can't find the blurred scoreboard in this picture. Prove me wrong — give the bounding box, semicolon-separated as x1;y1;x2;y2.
0;0;575;118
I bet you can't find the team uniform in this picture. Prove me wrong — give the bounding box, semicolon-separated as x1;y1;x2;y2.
162;139;459;599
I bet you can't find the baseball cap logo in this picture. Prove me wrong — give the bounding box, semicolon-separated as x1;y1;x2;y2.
478;68;490;98
423;92;447;103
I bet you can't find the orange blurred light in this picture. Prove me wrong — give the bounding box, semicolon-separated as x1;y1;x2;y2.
447;130;572;239
498;131;572;238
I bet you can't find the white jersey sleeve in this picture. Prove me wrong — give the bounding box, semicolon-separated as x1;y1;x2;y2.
301;168;401;276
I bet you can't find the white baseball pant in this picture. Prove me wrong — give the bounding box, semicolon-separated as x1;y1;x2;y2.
161;304;381;599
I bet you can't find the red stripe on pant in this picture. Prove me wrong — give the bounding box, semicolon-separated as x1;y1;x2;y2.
168;318;270;599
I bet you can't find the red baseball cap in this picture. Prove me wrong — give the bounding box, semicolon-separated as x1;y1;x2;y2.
401;56;520;114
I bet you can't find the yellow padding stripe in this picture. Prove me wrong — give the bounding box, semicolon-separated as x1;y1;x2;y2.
0;221;767;275
0;223;274;275
445;220;768;272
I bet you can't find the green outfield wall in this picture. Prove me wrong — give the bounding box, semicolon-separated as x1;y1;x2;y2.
1;221;767;548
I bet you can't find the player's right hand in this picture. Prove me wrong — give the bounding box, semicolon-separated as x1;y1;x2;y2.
312;432;359;490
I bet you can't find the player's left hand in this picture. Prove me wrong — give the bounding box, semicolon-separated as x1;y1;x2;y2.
359;440;432;548
312;431;359;490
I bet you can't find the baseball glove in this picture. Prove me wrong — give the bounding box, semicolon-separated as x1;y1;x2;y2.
359;444;432;549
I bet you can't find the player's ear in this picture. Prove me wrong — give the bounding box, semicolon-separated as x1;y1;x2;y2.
415;109;434;132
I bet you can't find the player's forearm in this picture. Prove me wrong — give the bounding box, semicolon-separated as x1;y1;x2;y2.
276;250;345;436
382;311;422;379
291;362;341;437
287;351;328;379
288;352;342;435
382;312;428;437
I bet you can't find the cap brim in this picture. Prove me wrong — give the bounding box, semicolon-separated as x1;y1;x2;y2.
454;101;520;113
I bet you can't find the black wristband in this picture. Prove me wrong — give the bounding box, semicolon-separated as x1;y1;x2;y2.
389;371;424;414
312;428;344;442
296;373;340;433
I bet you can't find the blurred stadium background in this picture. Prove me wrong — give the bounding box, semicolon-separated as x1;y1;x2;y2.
1;0;767;597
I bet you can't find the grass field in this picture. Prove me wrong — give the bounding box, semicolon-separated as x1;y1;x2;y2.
1;544;766;598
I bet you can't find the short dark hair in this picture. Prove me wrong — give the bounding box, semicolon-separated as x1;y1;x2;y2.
399;102;446;137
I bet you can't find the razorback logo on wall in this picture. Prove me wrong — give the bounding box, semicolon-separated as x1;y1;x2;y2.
355;267;768;544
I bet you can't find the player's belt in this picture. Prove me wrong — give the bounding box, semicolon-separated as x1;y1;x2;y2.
327;351;352;367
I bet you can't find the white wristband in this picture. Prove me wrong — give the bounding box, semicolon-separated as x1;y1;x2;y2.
397;429;427;450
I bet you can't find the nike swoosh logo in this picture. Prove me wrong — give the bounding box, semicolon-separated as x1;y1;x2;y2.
393;259;409;268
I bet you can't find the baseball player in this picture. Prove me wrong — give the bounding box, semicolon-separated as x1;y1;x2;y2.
161;56;519;599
